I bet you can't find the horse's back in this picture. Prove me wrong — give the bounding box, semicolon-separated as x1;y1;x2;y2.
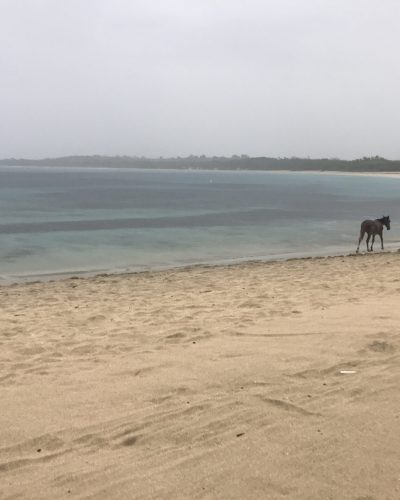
360;219;381;234
360;219;373;231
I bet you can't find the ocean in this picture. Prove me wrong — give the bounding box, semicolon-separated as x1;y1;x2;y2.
0;166;399;282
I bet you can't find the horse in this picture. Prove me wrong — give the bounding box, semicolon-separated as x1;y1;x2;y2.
356;216;391;253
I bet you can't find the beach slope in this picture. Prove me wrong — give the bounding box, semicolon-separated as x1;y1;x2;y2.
1;253;400;499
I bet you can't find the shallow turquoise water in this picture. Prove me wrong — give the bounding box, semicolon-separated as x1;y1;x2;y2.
0;167;399;281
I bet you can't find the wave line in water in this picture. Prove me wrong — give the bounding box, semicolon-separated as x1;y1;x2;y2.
0;208;294;234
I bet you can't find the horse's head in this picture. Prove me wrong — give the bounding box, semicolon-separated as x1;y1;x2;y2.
382;215;391;230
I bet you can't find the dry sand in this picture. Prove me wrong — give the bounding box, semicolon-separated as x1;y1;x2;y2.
1;252;400;499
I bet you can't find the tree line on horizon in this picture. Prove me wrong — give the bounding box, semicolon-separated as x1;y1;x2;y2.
1;155;399;172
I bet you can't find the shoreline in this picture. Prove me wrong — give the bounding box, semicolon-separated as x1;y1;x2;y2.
2;244;399;287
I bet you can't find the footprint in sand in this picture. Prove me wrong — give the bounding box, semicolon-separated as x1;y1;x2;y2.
367;340;395;353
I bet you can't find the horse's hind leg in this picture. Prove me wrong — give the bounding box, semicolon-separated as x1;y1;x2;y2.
366;234;371;251
356;230;365;253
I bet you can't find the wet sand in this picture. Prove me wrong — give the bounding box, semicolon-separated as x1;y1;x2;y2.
1;252;400;499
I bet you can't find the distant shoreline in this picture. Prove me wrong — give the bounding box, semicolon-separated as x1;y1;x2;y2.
2;164;400;178
269;169;400;178
2;154;400;173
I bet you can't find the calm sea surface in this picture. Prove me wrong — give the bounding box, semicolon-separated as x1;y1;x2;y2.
1;166;399;282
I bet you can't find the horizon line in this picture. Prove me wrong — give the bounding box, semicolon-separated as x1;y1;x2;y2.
0;154;396;162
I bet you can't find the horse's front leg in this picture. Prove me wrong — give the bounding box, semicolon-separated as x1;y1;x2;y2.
379;233;384;250
371;235;375;252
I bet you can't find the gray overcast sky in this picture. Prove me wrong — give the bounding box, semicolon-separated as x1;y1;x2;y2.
1;0;400;159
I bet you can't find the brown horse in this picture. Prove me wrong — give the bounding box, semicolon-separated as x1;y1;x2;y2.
356;216;391;253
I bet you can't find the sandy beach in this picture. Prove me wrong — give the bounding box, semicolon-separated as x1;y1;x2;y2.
1;252;400;499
